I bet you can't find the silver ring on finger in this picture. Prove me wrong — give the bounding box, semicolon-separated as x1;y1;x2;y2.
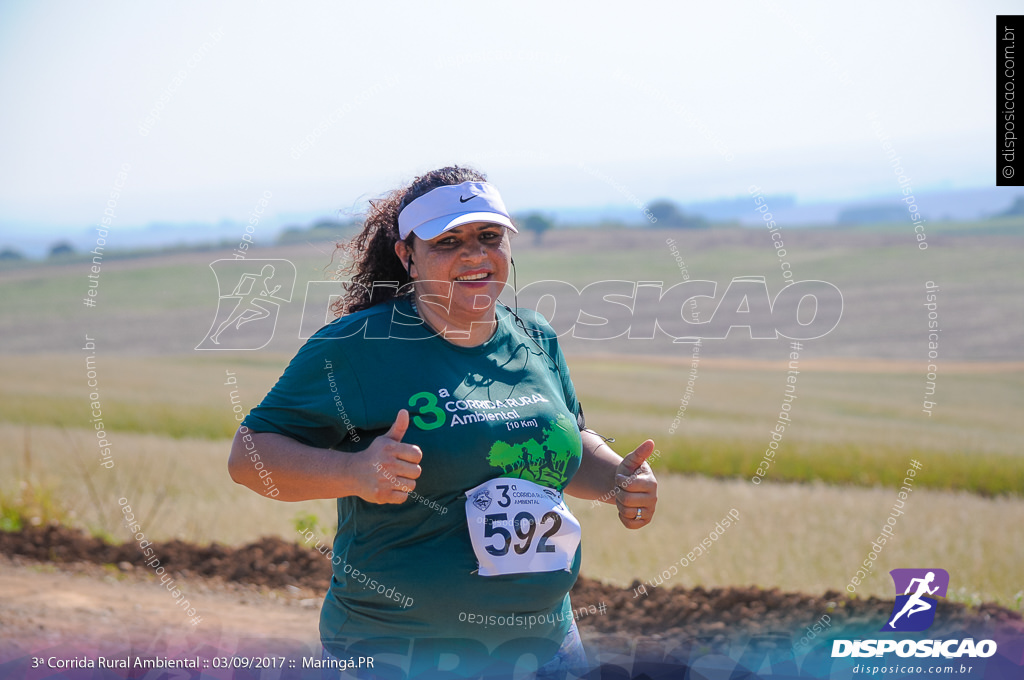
635;508;643;521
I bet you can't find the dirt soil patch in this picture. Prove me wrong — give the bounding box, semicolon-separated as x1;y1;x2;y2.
2;524;1020;656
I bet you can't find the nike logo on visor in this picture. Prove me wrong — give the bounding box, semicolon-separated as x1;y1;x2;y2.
459;195;475;203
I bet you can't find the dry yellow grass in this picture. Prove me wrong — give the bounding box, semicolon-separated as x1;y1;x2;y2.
567;356;1023;457
569;474;1024;605
0;423;336;544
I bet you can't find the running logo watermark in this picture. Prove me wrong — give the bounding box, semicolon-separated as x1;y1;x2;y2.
196;259;296;350
203;263;844;348
833;569;997;664
882;568;948;633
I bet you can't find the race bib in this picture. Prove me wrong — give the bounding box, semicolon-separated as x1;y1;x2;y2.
464;478;581;577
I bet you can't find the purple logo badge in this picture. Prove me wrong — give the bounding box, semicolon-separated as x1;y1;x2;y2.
882;568;949;632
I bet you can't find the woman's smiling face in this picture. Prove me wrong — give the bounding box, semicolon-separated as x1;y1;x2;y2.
397;221;512;328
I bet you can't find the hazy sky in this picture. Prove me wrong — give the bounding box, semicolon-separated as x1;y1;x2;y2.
0;1;1008;229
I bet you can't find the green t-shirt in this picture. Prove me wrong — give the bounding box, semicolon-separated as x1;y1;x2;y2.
242;296;584;661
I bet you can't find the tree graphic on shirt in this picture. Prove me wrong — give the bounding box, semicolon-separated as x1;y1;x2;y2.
486;414;577;487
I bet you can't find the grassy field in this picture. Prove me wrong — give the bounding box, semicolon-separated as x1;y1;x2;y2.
569;356;1024;495
1;353;1020;494
2;224;1022;360
2;421;1021;607
1;223;1021;606
1;351;1021;608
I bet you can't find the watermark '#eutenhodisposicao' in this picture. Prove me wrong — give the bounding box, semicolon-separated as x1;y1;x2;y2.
458;601;606;630
846;459;922;594
865;111;929;250
119;496;202;626
82;163;130;308
665;238;703;433
751;341;802;484
922;281;940;416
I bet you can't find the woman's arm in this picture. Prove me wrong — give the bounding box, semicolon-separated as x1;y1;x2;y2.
563;430;628;501
564;429;658;527
228;409;423;503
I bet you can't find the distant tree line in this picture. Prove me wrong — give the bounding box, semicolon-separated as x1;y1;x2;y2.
276;217;362;244
837;204;907;225
510;200;708;245
997;195;1024;217
645;200;708;229
8;199;714;263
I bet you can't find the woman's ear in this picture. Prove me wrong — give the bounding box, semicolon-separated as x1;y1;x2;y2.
394;240;414;277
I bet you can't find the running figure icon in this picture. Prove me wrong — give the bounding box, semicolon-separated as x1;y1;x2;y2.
888;571;939;628
211;264;282;345
197;258;296;351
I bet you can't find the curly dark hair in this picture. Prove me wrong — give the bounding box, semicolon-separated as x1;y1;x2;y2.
329;165;489;316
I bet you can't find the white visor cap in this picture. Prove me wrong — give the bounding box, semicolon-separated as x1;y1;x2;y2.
397;181;518;240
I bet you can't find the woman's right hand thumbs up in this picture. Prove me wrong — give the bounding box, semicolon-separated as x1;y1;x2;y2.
355;409;423;504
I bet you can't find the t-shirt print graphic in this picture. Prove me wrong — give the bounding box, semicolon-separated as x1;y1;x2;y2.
486;413;578;488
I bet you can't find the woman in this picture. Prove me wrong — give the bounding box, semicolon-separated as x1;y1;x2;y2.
228;166;658;678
